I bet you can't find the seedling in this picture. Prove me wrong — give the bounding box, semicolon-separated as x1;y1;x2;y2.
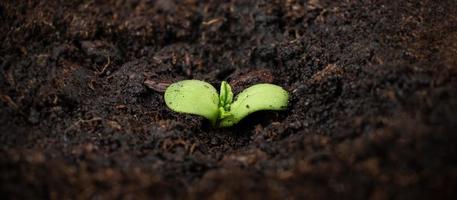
164;80;289;127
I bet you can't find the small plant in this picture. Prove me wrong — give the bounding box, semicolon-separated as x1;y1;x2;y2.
164;80;289;127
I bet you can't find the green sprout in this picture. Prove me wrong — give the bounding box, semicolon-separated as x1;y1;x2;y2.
164;80;289;127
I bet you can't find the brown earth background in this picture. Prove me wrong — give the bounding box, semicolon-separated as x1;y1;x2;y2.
1;0;456;199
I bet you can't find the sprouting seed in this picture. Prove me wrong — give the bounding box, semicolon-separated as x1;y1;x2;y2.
164;80;289;127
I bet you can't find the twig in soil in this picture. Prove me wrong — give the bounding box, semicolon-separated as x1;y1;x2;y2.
115;104;127;109
64;117;103;133
87;79;96;91
144;80;170;93
0;95;19;110
41;20;55;29
161;138;190;152
202;18;223;26
0;95;38;123
96;56;111;76
189;143;197;154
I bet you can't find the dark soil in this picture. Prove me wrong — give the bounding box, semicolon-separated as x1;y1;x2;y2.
1;0;457;199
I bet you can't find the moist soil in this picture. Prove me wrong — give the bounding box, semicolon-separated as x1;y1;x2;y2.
1;0;457;199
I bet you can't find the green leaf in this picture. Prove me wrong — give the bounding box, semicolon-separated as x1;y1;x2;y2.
219;107;233;119
219;84;289;127
219;81;233;109
164;80;219;125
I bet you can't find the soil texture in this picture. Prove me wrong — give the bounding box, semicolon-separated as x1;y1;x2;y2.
1;0;457;199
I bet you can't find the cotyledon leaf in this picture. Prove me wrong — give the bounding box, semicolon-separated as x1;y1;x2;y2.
164;80;220;125
219;83;289;127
